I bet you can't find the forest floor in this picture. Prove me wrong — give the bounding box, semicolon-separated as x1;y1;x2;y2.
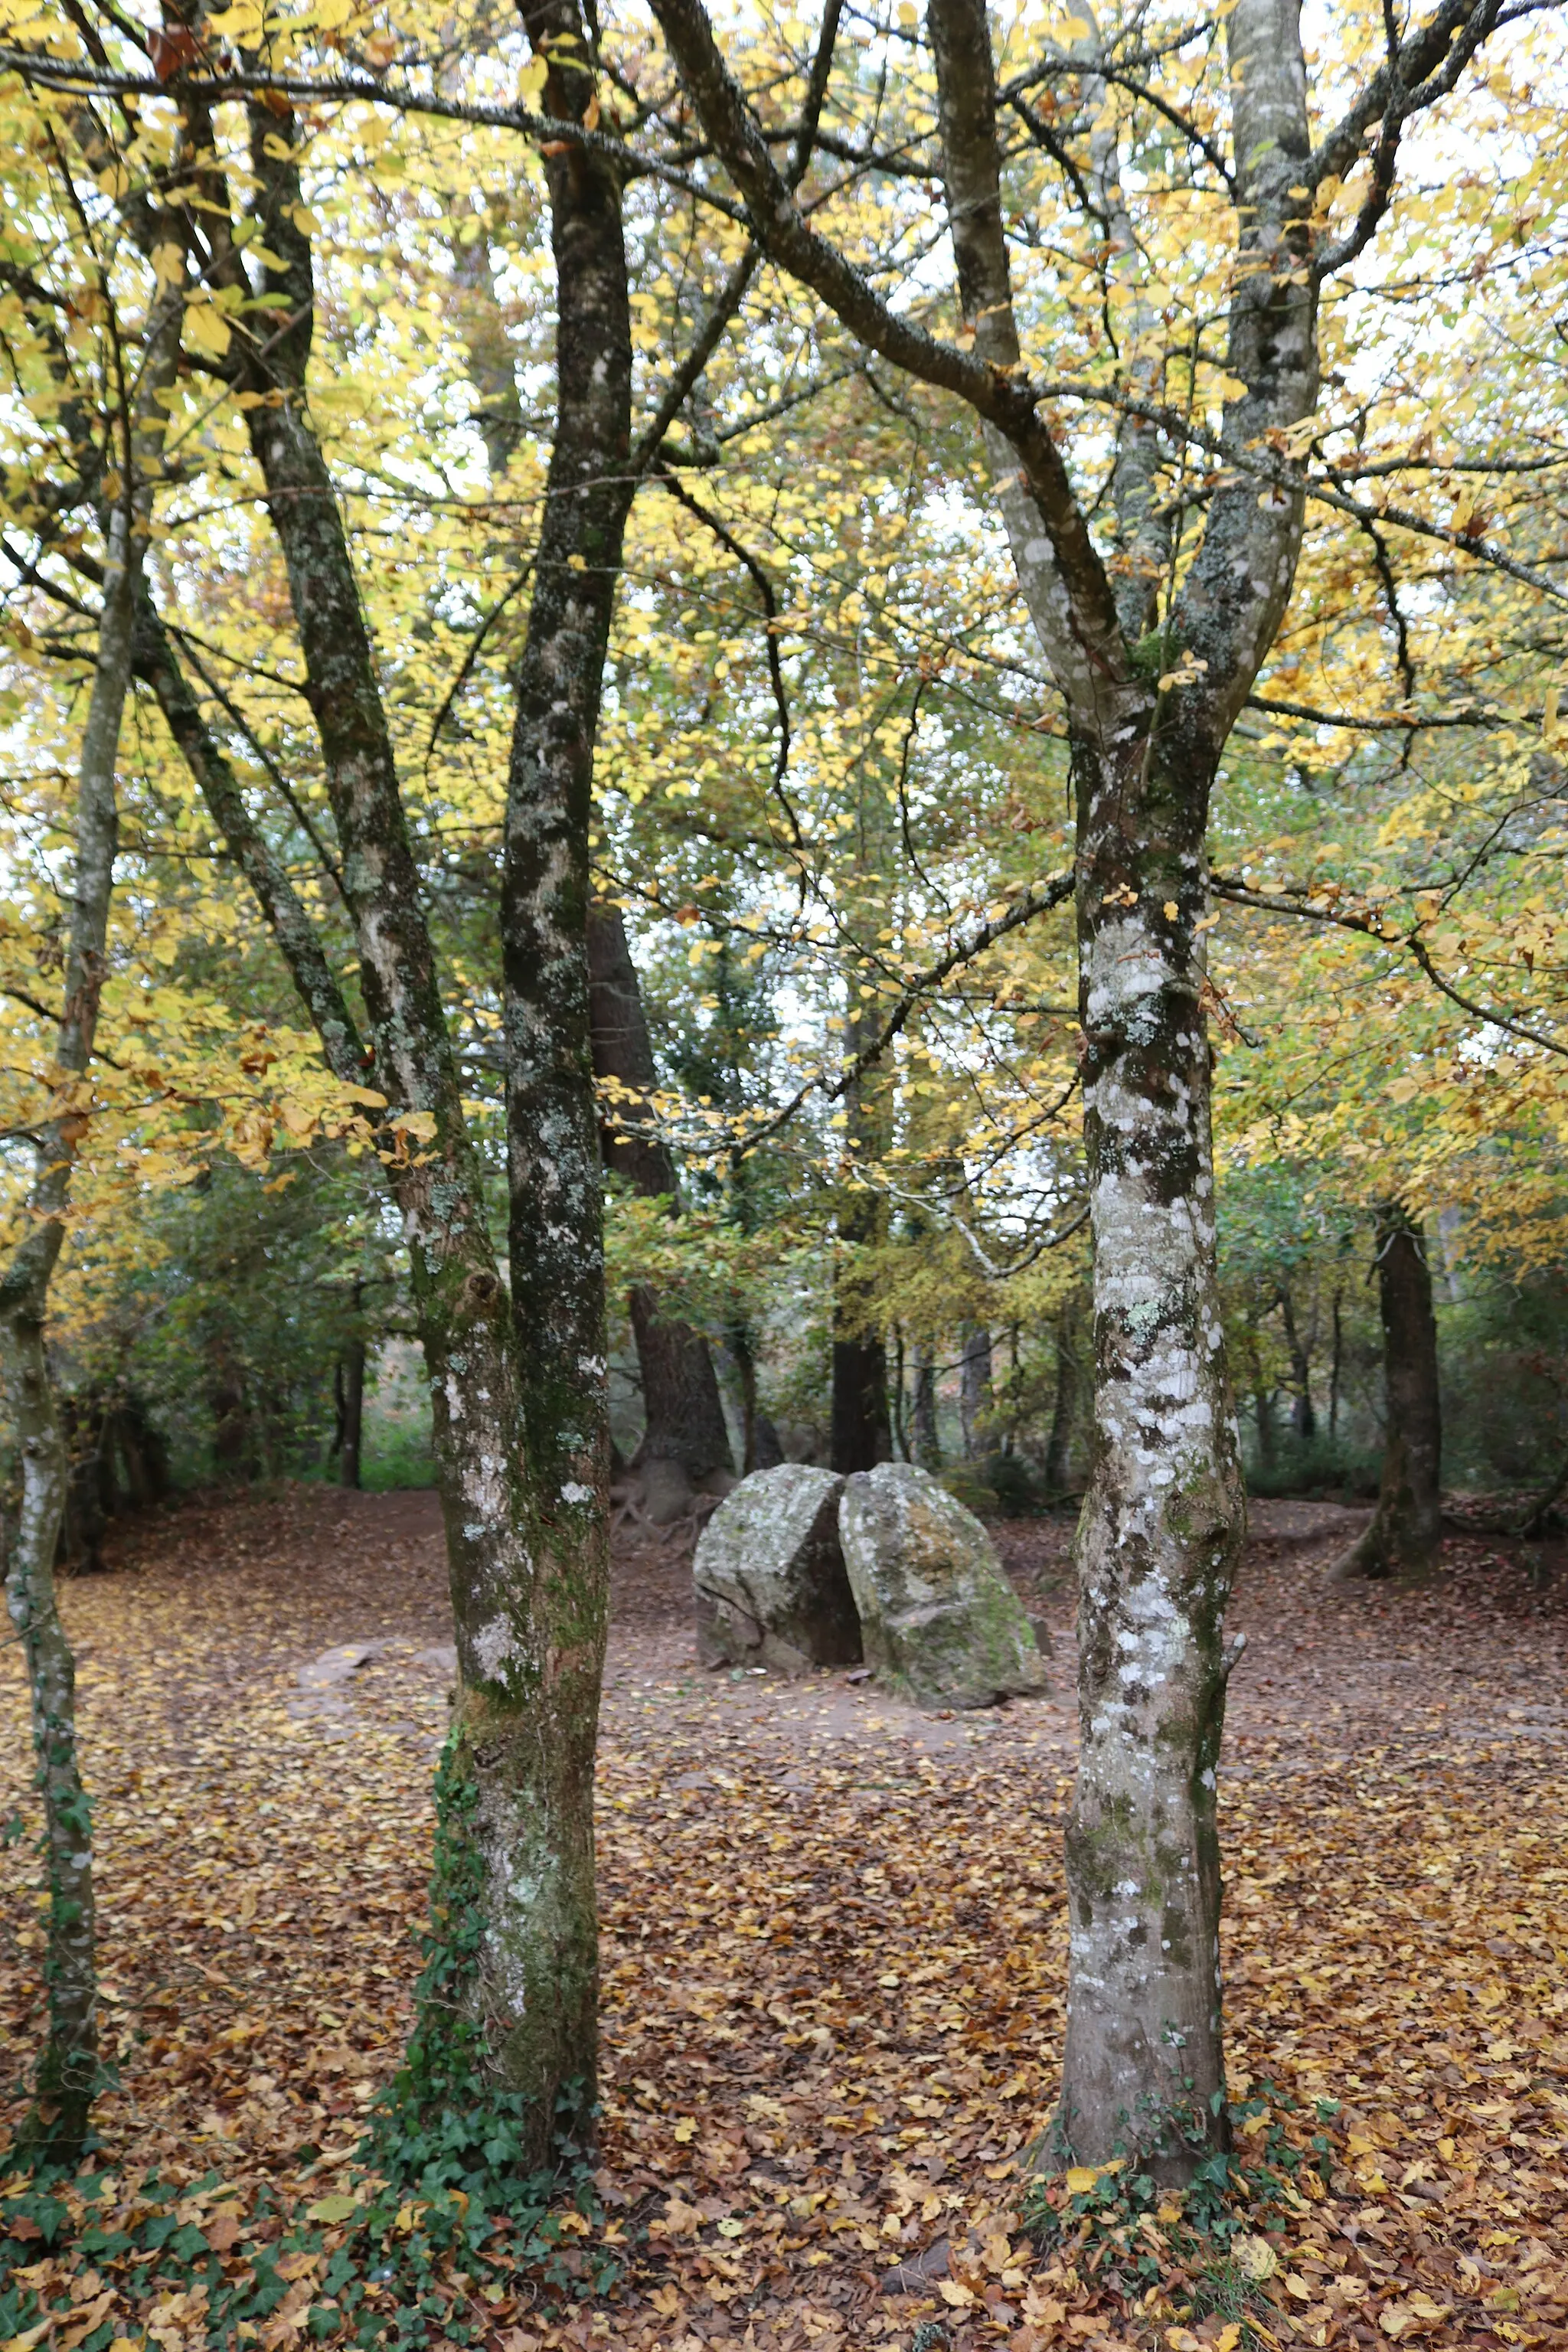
2;1485;1567;2352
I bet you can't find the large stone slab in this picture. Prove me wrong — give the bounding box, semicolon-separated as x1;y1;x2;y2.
838;1462;1047;1708
693;1465;863;1674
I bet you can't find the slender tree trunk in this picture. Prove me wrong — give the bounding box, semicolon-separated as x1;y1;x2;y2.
831;992;893;1467
890;1326;910;1461
58;1396;109;1576
335;1342;365;1491
910;1343;940;1468
1280;1283;1315;1439
589;902;734;1486
1333;1203;1442;1579
959;1324;994;1459
495;10;639;2137
0;481;143;2164
1253;1386;1276;1468
1044;1301;1080;1497
208;1332;253;1478
1329;1282;1344;1439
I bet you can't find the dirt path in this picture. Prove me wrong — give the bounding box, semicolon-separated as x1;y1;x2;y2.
3;1488;1566;2349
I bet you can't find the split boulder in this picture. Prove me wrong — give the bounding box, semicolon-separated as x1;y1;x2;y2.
693;1464;862;1674
838;1462;1047;1708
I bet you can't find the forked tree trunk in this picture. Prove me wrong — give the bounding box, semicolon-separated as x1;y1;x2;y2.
588;901;734;1485
648;0;1485;2187
1332;1203;1442;1579
122;79;616;2152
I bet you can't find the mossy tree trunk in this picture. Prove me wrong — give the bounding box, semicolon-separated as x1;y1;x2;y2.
1;230;186;2158
125;67;630;2153
0;500;131;2165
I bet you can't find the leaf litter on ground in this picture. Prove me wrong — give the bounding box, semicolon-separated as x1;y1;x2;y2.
2;1485;1567;2350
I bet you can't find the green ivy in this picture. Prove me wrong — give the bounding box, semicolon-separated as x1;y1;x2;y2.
1021;2086;1341;2338
0;1740;623;2348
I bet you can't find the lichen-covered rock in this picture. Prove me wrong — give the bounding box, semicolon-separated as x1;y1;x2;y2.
693;1465;863;1674
838;1462;1047;1708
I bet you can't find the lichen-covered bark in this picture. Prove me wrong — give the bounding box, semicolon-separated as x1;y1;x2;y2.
491;0;639;2138
1334;1205;1442;1579
1057;715;1246;2172
126;90;606;2154
1;230;191;2158
588;903;733;1483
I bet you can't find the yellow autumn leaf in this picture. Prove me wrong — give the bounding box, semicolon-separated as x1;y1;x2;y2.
182;299;232;361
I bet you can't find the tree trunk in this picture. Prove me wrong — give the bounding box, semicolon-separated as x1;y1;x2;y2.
1332;1204;1442;1579
0;471;148;2164
1044;1302;1080;1497
831;990;893;1476
830;1330;892;1474
1280;1283;1315;1439
335;1341;365;1491
890;1327;910;1461
208;1335;253;1478
112;1395;168;1511
1329;1282;1344;1440
1253;1386;1276;1468
132;88;614;2156
910;1343;940;1468
589;901;734;1486
58;1396;109;1576
1061;729;1245;2177
495;8;639;2141
959;1324;994;1459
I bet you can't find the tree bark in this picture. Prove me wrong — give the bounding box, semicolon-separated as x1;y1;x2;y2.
1280;1283;1316;1439
1332;1204;1442;1579
130;83;615;2154
1044;1302;1081;1498
495;0;642;2138
335;1343;365;1491
588;902;734;1484
0;478;144;2164
910;1343;941;1468
959;1325;994;1460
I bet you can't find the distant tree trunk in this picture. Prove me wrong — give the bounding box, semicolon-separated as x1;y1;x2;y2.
335;1341;365;1490
1253;1386;1276;1468
58;1396;109;1576
831;1326;893;1473
959;1325;993;1459
208;1337;252;1478
111;1396;168;1511
1044;1302;1080;1496
1329;1282;1344;1439
830;1027;892;1475
910;1343;940;1468
588;901;734;1488
1334;1203;1442;1579
1279;1283;1315;1439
